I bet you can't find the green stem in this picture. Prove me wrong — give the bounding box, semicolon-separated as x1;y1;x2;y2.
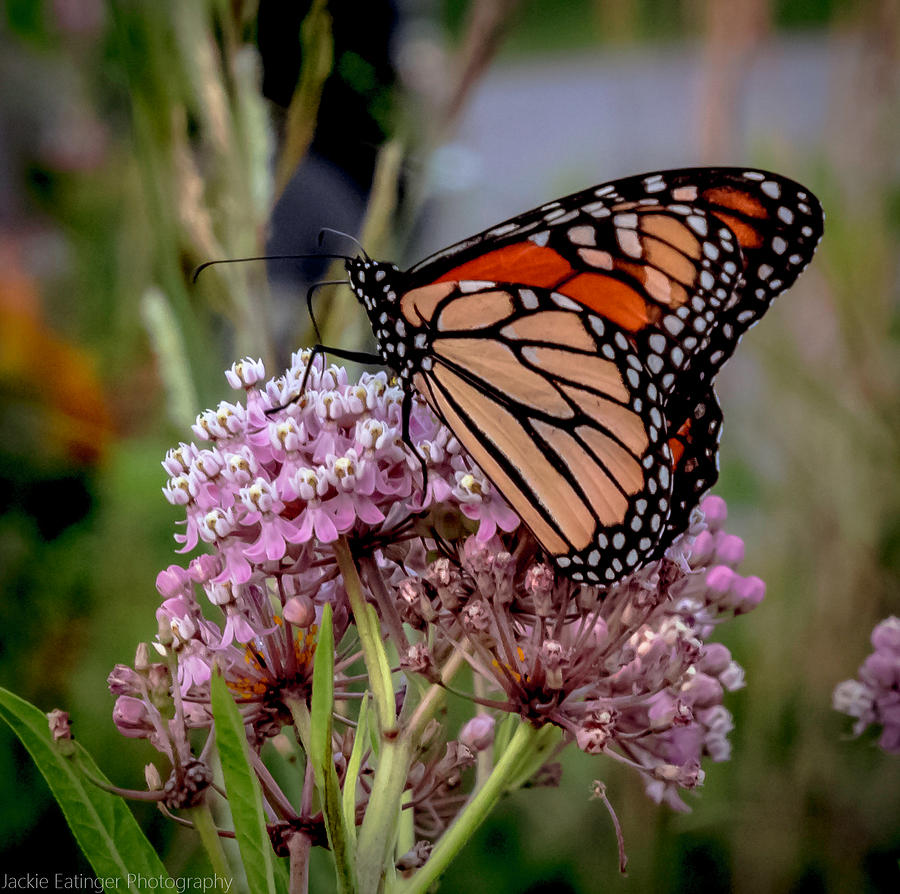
333;537;396;733
392;721;542;894
355;734;412;892
186;801;231;879
288;698;357;894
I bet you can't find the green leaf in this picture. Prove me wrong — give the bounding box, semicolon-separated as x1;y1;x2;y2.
309;603;335;790
210;672;278;894
341;694;369;844
311;604;357;892
0;687;168;887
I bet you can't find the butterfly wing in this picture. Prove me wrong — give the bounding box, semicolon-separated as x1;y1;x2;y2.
408;167;824;390
404;280;675;584
663;385;723;539
409;194;745;397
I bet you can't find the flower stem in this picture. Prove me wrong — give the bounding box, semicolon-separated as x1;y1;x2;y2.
333;537;395;732
186;801;231;879
392;720;542;894
287;829;312;894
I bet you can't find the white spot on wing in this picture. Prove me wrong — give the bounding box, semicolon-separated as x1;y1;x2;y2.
613;213;638;229
519;288;539;309
616;228;642;258
459;280;495;293
551;293;582;311
568;225;596;246
687;214;708;236
488;222;519;237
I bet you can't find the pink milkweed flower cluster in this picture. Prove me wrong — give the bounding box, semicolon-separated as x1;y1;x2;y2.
399;494;762;811
833;616;900;754
110;352;765;833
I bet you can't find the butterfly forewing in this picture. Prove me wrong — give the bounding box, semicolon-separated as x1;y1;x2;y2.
346;166;823;587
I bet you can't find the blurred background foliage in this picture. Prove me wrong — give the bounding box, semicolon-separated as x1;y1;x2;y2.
0;0;898;891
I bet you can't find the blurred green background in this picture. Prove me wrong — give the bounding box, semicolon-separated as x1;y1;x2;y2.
1;0;898;891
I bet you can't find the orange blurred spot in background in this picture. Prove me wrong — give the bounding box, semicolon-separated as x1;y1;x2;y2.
0;239;112;466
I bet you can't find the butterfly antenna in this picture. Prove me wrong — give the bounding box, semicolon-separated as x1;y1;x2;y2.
191;253;353;283
306;280;347;342
317;227;370;261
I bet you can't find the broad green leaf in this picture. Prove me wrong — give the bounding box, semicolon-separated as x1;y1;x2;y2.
0;687;168;888
210;672;278;894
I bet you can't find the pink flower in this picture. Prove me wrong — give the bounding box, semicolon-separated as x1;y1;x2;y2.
834;616;900;754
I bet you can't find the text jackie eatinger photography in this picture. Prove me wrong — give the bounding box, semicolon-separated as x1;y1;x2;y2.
0;874;234;892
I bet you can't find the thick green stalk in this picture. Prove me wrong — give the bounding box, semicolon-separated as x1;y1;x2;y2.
186;802;231;880
392;721;542;894
288;698;357;894
355;734;413;892
332;538;396;732
355;649;468;891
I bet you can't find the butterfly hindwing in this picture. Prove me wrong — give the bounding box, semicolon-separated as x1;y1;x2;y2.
663;384;723;540
406;281;675;584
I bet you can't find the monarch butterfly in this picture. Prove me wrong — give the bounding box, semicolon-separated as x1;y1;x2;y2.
335;167;823;585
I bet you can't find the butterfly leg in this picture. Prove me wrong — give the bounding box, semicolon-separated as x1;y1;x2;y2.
297;344;385;394
401;388;430;500
264;344;385;417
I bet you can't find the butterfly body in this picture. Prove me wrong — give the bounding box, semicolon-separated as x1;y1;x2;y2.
345;168;823;584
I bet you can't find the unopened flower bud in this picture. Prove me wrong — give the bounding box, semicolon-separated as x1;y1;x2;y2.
108;664;142;695
460;714;495;751
698;643;731;676
714;533;744;567
145;763;163;791
134;642;151;672
157;615;173;647
401;643;437;681
47;709;72;745
396;840;432;872
419;719;442;750
700;495;727;531
283;595;316;628
113;696;154;738
733;575;765;613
